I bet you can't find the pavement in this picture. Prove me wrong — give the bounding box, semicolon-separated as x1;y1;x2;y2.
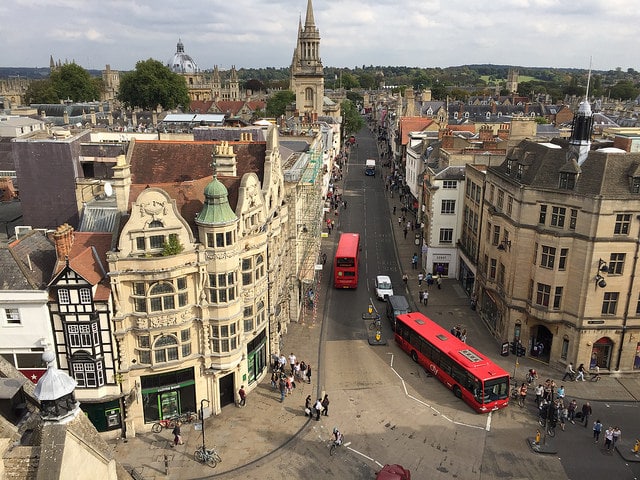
110;133;640;479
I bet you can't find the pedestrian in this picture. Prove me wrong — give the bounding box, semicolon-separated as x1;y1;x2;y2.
581;401;592;427
238;385;246;407
314;398;323;421
559;402;568;431
393;206;397;214
171;422;183;446
422;290;429;306
343;200;347;209
411;253;418;269
403;227;408;239
300;361;307;379
271;371;279;389
289;352;297;375
562;362;575;381
426;273;433;288
436;274;442;289
556;385;565;401
306;363;312;384
576;363;586;381
322;253;327;265
568;399;577;423
321;394;330;416
534;384;544;406
294;361;301;380
279;376;287;402
278;353;287;371
418;272;424;286
331;220;335;231
593;419;603;442
398;216;402;226
305;395;312;417
402;273;408;286
612;426;621;448
604;426;614;450
460;329;467;343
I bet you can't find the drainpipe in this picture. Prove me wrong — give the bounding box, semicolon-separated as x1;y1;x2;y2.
616;215;640;371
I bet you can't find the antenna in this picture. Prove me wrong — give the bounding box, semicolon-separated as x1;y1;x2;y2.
585;56;592;101
104;181;113;197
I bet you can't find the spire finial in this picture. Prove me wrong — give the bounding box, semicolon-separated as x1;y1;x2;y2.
585;56;592;102
210;149;218;179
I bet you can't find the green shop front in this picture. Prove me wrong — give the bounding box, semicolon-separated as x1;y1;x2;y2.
141;367;196;422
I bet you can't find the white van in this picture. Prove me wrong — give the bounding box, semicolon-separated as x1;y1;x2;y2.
375;275;394;300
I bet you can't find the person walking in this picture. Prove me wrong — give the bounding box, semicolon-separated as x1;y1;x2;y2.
305;395;312;417
581;401;592;427
436;274;442;289
278;376;287;402
612;426;621;448
575;363;586;381
418;272;424;286
604;426;614;451
238;385;246;407
422;290;429;306
562;362;575;381
288;353;297;375
593;419;603;443
171;422;183;446
402;273;408;286
411;253;418;270
314;398;323;421
305;363;312;384
321;394;330;416
568;399;577;424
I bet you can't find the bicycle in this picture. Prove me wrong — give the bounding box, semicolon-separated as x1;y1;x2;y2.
194;445;222;468
368;317;382;330
151;416;179;433
538;417;556;437
329;435;345;456
179;411;198;423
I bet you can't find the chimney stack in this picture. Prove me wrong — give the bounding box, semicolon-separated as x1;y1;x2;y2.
53;223;74;262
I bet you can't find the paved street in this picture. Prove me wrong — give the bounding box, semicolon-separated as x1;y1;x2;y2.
111;124;640;480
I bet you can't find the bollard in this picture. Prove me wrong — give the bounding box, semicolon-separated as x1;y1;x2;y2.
535;430;541;445
633;439;640;454
164;454;169;475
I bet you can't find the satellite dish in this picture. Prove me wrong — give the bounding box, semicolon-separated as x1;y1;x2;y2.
104;182;113;197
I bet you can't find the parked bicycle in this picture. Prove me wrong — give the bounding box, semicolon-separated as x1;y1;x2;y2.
194;445;222;468
368;316;382;331
179;411;198;423
538;416;557;437
151;416;179;433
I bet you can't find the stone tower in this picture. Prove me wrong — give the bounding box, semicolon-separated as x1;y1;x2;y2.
289;0;324;120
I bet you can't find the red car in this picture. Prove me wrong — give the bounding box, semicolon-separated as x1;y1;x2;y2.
376;464;411;480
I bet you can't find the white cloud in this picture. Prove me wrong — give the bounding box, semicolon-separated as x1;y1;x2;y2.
1;0;638;71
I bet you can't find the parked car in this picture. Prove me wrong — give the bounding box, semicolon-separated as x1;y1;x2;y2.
375;275;393;301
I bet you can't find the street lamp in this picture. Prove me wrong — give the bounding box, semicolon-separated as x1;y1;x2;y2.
200;398;210;453
594;258;609;288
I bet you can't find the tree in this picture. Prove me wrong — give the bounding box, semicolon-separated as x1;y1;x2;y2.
24;79;59;104
118;59;190;110
24;63;101;104
341;99;364;137
266;90;295;118
49;63;102;102
609;80;639;100
244;79;265;93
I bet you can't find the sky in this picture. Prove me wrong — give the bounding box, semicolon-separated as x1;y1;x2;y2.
3;0;639;72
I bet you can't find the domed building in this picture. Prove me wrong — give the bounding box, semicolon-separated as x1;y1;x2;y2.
167;39;199;74
166;39;240;103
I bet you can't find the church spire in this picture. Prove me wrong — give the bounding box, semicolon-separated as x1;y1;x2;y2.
305;0;315;28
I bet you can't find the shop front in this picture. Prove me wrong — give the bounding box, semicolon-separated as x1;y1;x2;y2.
81;398;123;432
246;328;268;385
141;367;196;423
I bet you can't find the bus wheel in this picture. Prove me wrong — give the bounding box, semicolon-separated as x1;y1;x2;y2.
411;351;418;363
453;386;462;398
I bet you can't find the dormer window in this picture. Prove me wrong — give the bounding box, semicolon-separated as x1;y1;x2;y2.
632;177;640;193
559;172;576;190
464;112;469;119
516;163;524;180
486;111;491;119
454;112;459;119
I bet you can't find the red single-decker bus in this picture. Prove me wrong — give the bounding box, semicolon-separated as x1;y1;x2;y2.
334;233;360;288
395;312;510;413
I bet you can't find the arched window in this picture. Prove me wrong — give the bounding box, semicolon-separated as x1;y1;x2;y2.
149;282;176;311
149;220;164;228
154;335;179;363
305;87;314;102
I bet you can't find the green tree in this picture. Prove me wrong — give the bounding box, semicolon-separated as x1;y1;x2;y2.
339;72;359;90
244;79;265;93
430;82;448;100
24;79;59;104
341;99;364;137
118;59;190;110
609;80;639;100
49;63;102;102
265;90;295;118
161;234;184;256
358;72;376;90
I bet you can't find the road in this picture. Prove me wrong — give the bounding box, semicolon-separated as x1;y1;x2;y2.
206;125;640;480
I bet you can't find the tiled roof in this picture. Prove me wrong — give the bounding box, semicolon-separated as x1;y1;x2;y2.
52;232;112;286
0;231;56;290
398;117;435;145
215;101;245;116
189;100;214;113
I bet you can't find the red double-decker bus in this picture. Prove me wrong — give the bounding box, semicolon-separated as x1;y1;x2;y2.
334;233;360;288
395;312;510;413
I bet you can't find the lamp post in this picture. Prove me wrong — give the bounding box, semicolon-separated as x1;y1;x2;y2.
200;398;210;453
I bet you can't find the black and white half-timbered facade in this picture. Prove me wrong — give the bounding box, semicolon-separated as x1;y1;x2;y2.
48;224;122;433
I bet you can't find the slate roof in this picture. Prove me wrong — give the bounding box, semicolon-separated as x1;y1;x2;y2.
494;139;640;198
0;230;56;290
